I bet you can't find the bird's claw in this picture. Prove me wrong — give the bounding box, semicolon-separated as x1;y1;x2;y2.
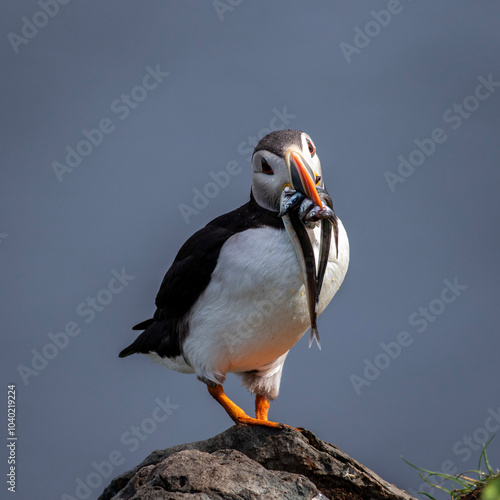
234;415;288;429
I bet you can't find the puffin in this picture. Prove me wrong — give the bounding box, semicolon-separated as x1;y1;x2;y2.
119;129;349;428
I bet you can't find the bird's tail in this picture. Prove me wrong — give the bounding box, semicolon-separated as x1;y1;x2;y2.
119;317;185;359
118;318;154;358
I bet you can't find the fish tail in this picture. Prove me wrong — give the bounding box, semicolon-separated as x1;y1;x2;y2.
308;327;322;350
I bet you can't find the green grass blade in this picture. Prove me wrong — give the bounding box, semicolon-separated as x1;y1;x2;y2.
478;436;495;476
404;448;498;500
402;458;445;476
483;440;495;476
419;475;452;495
465;468;488;477
424;471;475;489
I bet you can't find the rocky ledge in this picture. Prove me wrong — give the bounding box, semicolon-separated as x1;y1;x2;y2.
99;426;416;500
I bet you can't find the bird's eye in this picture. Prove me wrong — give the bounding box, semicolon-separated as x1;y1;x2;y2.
261;158;273;175
307;139;316;157
315;175;321;185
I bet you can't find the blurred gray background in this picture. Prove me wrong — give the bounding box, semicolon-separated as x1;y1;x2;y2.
1;2;499;499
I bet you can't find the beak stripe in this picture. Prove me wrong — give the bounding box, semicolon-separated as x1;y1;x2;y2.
290;152;323;208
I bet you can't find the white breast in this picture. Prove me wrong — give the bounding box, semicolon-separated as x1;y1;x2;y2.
180;220;349;385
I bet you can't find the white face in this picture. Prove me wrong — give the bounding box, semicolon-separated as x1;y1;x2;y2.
251;132;324;211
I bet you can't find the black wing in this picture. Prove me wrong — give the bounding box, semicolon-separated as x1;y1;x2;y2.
119;194;283;359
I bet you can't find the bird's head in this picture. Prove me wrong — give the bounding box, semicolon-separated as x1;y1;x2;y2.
251;130;324;212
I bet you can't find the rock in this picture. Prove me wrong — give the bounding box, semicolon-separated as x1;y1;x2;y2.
108;449;323;500
99;426;416;500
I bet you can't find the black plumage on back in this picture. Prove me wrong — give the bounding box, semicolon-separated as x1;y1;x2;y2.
119;193;283;360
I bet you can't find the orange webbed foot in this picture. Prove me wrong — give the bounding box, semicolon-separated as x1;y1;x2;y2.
207;385;288;429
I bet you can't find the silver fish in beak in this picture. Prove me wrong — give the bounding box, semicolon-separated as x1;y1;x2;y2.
280;149;339;349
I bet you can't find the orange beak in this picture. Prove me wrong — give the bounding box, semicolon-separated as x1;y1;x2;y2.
285;150;323;208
